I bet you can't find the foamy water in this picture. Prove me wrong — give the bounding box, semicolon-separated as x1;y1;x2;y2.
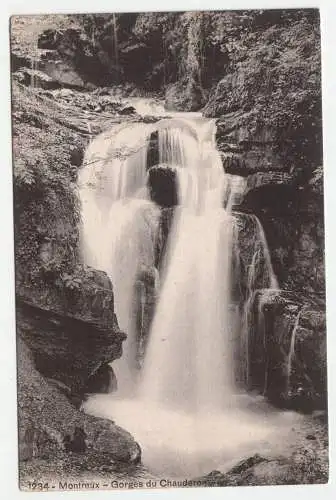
83;394;302;477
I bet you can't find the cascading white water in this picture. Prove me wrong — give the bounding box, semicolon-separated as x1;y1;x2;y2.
81;102;302;477
79;122;160;394
139;119;237;412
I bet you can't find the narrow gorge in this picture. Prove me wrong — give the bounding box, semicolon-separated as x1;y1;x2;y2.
11;10;327;488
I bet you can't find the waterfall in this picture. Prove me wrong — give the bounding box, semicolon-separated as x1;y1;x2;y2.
81;101;300;477
78;122;160;394
139;118;238;412
79;123;152;270
286;308;303;395
237;214;279;387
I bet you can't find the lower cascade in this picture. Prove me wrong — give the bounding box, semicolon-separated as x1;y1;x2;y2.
79;104;302;477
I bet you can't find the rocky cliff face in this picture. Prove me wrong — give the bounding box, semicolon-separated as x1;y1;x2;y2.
202;12;323;294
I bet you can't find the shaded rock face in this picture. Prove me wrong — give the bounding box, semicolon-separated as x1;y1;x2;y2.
18;339;141;464
11;70;147;468
17;300;123;398
13;68;61;90
11;47;87;90
214;140;325;296
16;265;142;465
203;12;322;173
249;290;327;411
134;266;158;366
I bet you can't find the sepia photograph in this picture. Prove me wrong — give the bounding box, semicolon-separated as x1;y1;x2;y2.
10;8;328;491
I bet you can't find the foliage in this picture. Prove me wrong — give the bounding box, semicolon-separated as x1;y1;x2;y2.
204;12;322;169
12;83;86;291
18;10;319;100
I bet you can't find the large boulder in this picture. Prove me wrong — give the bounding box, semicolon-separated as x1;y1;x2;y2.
147;164;178;207
16;268;125;395
18;339;141;464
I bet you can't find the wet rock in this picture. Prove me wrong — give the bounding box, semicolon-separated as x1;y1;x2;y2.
155;207;175;269
232;213;277;303
198;442;328;486
236;168;325;294
249;289;327;410
119;105;136;115
86;419;141;464
133;265;158;365
147;164;178;207
229;454;267;474
146;131;159;168
85;364;118;394
69;145;84;167
246;460;290;485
